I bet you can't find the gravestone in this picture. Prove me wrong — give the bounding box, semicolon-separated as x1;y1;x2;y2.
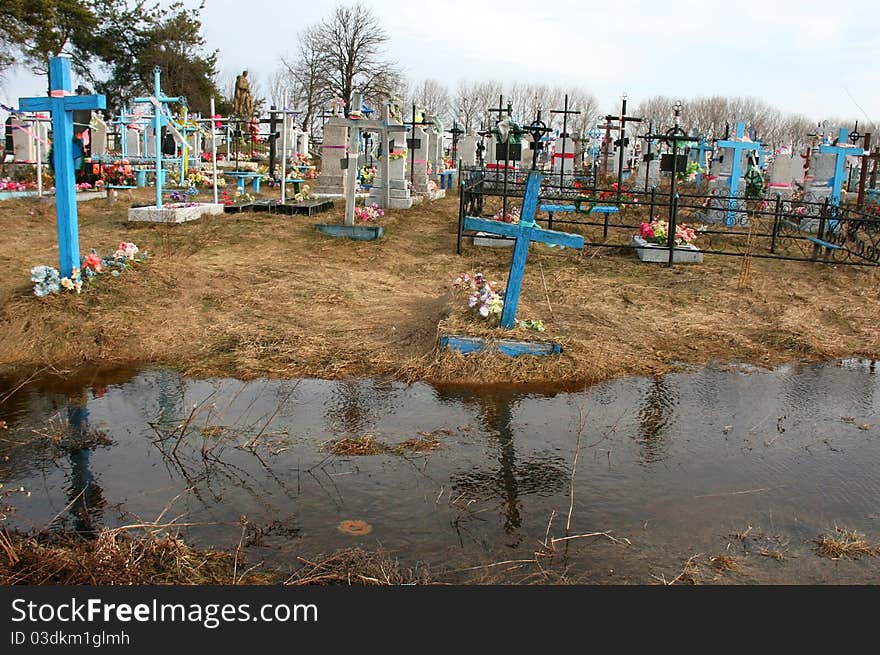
125;128;142;158
367;101;413;209
410;124;435;196
458;133;478;166
90;114;108;156
315;117;349;195
634;155;660;191
766;146;796;197
10;116;36;162
552;134;575;179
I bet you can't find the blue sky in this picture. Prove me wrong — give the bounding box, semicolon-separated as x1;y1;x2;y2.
3;0;877;121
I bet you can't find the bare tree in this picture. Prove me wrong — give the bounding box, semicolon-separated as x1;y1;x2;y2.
408;79;451;124
281;25;329;134
315;3;401;112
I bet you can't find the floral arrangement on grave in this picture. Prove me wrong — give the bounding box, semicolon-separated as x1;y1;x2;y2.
221;189;255;206
293;184;317;203
452;272;504;322
360;166;377;186
354;202;385;222
76;181;104;192
0;178;37;192
744;164;765;198
167;187;200;207
181;170;223;188
677;160;703;183
638;218;700;247
387;148;408;160
491;205;520;224
293;153;311;166
102;160;137;186
31;242;147;297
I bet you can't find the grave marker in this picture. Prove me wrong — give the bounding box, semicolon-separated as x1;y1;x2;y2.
19;57;106;278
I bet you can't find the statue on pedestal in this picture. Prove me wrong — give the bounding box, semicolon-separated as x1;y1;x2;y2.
233;70;254;119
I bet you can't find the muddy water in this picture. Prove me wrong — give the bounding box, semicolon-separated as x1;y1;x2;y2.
1;360;879;584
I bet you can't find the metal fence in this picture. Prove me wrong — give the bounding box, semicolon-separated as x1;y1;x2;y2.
456;164;880;267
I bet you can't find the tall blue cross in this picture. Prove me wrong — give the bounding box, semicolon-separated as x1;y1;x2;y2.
715;121;761;226
464;171;585;329
20;57;106;278
111;106;130;159
819;127;864;206
133;67;181;208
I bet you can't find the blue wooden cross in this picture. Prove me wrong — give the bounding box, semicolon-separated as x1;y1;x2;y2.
133;67;181;208
464;171;584;329
20;57;106;279
819;127;864;206
715;121;761;226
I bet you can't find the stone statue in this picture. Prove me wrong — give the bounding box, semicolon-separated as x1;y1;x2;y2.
233;70;254;119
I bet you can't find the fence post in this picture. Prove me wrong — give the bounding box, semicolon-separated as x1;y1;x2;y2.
667;193;679;267
456;161;465;255
770;193;782;253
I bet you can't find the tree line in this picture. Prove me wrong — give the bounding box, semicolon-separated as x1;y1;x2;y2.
2;1;872;151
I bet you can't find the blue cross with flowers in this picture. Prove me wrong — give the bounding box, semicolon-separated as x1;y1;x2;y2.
689;137;713;184
464;171;584;328
20;57;106;278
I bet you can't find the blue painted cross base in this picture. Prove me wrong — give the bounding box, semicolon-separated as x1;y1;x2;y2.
464;170;585;329
440;335;563;357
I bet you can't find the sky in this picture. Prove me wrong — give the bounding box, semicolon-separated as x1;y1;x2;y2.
2;0;878;122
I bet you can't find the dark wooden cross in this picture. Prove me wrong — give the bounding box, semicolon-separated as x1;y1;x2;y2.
257;105;283;179
604;95;642;197
403;104;433;184
856;133;880;207
447;120;464;162
550;93;580;188
20;57;106;278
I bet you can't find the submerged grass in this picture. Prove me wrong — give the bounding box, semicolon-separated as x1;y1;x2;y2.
325;433;445;456
815;528;880;560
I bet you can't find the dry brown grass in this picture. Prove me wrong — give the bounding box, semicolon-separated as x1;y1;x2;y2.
1;188;879;386
815;528;880;560
0;527;274;585
285;547;433;585
325;435;385;456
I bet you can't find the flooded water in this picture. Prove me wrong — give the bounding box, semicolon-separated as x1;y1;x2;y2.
1;360;879;584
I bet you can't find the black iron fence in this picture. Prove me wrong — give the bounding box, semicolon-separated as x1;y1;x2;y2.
456;164;880;267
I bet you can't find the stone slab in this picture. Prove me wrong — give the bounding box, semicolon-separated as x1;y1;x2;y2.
128;202;225;224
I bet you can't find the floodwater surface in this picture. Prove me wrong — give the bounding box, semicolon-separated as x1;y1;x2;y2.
1;360;879;584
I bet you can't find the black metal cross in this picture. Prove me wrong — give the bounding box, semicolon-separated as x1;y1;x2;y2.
257;105;284;179
637;120;656;191
550;94;580;188
522;107;553;171
447;120;464;163
403;103;433;184
604;95;642;198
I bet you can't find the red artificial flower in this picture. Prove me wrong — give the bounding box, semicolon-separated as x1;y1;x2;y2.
83;253;102;273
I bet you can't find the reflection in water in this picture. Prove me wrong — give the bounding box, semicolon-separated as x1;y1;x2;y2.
635;377;675;464
64;396;105;537
2;362;880;583
438;387;567;546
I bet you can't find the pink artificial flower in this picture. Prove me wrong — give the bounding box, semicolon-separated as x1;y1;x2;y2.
639;223;655;239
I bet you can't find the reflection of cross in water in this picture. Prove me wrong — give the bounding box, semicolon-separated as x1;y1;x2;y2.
636;377;675;464
66;395;105;537
439;387;567;545
326;380;395;434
